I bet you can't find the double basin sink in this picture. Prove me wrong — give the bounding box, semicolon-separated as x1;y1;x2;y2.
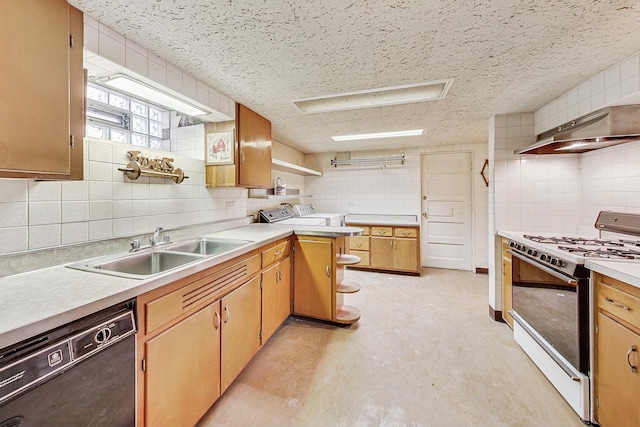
67;237;253;279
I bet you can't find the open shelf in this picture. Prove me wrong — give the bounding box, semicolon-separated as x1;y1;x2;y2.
337;280;361;294
271;159;322;176
336;254;362;266
335;305;361;324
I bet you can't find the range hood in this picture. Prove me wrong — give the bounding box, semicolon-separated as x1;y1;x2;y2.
515;105;640;155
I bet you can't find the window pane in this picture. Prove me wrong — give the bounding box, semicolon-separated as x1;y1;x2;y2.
132;115;148;134
149;138;162;150
149;120;163;138
131;101;148;117
131;133;148;147
86;124;108;139
149;107;162;121
87;86;108;103
109;93;130;110
110;129;130;144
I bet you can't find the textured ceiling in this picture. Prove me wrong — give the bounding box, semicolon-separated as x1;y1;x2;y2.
69;0;640;154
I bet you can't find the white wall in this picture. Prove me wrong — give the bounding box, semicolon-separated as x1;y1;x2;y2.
306;144;489;269
489;50;640;313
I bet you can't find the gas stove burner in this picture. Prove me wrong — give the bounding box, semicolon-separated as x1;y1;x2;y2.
525;235;628;247
557;245;640;260
523;235;565;244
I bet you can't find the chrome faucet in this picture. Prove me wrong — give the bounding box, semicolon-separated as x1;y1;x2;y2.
150;227;163;246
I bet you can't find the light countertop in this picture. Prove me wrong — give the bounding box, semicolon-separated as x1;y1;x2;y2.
585;260;640;288
0;223;362;349
345;214;419;227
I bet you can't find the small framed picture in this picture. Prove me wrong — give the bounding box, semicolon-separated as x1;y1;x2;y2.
206;130;234;165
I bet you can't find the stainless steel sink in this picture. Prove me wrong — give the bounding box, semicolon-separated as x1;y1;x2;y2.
68;251;206;279
66;237;253;279
167;238;252;256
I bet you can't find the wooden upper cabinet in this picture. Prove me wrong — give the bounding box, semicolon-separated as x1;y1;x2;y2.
0;0;84;180
236;103;271;188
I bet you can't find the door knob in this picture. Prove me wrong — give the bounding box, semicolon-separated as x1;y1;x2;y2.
422;212;428;218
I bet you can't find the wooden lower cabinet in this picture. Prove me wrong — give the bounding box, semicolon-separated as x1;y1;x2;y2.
501;238;513;328
293;236;334;321
262;256;291;343
595;312;640;427
221;275;262;392
346;223;420;274
594;273;640;427
145;301;221;427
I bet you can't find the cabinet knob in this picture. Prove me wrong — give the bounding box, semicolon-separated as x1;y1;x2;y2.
240;152;246;165
628;345;637;373
325;266;331;277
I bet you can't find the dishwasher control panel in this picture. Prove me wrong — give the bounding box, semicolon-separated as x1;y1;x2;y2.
70;311;136;360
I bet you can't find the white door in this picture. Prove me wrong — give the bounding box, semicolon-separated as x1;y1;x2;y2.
421;153;472;270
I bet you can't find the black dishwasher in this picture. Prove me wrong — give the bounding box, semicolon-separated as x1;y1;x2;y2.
0;299;136;427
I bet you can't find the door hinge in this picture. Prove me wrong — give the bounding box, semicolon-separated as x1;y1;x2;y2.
70;134;75;148
69;34;74;48
141;358;146;372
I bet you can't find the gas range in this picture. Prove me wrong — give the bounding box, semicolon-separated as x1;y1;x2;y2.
508;212;640;278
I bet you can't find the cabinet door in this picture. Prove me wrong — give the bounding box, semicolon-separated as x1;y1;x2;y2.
236;104;272;188
262;257;291;343
502;253;513;328
394;238;418;271
0;0;83;179
370;237;394;270
595;312;640;427
145;301;221;427
293;237;334;321
221;275;262;392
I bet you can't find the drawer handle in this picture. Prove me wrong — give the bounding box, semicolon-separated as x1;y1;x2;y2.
378;230;386;235
402;231;409;236
214;310;221;329
223;306;230;323
627;345;637;373
356;242;363;247
606;297;631;311
274;250;282;256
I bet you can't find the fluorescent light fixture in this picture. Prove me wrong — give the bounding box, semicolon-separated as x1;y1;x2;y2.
331;129;424;142
291;80;454;114
99;74;211;116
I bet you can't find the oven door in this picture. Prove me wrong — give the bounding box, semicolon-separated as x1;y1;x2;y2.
509;251;589;374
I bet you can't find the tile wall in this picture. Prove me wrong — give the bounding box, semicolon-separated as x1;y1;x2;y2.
0;137;248;255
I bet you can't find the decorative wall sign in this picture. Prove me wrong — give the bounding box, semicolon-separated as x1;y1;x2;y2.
206;130;234;165
118;150;189;183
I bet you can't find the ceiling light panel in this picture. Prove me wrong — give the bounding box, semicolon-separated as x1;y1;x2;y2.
291;80;454;114
331;129;424;141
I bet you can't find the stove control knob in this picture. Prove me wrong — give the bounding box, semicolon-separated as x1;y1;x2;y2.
540;254;548;262
527;249;537;257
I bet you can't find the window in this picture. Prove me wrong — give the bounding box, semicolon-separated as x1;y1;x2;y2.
85;82;166;149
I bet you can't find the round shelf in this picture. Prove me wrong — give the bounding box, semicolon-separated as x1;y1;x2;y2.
335;305;361;324
337;254;362;266
336;280;361;294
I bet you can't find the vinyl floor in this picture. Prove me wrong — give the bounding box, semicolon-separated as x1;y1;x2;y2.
197;268;585;427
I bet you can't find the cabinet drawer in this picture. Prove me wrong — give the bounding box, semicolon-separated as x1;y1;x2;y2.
146;254;260;334
394;227;417;238
349;236;369;250
371;227;392;237
598;282;640;327
261;240;290;268
350;250;369;266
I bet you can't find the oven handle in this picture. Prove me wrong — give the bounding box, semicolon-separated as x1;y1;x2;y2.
507;250;578;286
